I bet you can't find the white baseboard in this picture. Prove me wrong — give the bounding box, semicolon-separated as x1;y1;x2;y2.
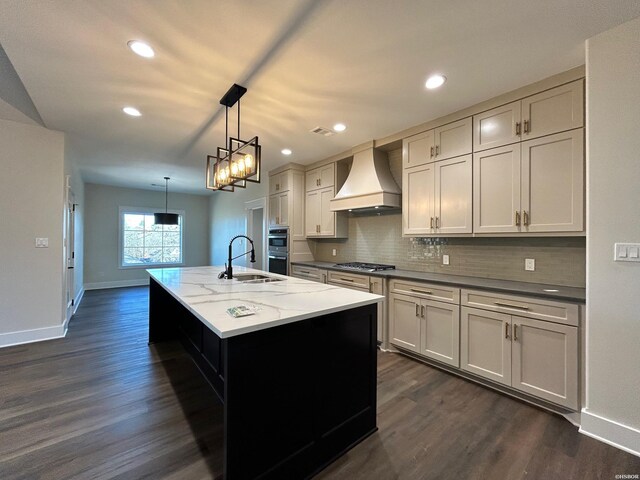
84;279;149;290
0;323;67;349
73;287;85;314
580;409;640;457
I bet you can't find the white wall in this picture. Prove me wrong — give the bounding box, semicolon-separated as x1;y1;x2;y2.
582;16;640;456
0;118;66;347
209;181;269;267
84;183;210;289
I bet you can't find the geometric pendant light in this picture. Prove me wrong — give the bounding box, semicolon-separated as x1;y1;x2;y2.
154;177;179;225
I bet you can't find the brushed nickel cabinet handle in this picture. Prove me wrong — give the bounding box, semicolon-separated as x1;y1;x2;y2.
421;305;425;318
340;278;355;282
515;210;521;226
436;145;440;156
410;288;433;295
415;304;420;317
523;210;529;226
515;122;521;136
276;183;280;191
505;323;510;339
436;217;440;228
430;146;434;158
430;217;434;229
524;120;530;134
514;324;518;341
494;301;530;310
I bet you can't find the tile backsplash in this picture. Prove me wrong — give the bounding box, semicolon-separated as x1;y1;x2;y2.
311;214;586;287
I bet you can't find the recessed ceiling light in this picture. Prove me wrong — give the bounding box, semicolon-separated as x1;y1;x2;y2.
123;106;141;117
281;148;292;156
333;123;347;132
128;40;155;58
425;74;447;89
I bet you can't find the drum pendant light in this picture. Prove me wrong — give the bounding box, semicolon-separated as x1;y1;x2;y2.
154;177;179;225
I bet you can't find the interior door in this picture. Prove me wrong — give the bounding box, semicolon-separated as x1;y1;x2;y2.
65;190;75;321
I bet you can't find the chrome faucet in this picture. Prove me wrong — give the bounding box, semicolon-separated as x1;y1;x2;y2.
219;235;256;279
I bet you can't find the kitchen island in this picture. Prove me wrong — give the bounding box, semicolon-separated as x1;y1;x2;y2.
148;266;382;480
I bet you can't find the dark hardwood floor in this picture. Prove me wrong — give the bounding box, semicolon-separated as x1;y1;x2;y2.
1;287;638;480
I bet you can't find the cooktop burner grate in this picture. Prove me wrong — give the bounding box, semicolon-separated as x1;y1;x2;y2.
334;262;396;272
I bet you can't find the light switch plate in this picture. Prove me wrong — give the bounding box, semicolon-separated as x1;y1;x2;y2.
332;249;337;257
35;237;49;248
525;258;535;271
615;243;640;262
442;254;450;265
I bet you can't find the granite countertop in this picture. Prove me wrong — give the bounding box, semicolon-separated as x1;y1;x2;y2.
148;266;383;338
291;261;586;303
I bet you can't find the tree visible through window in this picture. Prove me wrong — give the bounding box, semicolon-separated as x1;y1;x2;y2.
121;212;183;266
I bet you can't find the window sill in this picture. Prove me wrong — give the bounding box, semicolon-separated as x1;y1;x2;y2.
119;263;185;270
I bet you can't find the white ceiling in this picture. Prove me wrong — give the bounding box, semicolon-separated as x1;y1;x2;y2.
1;0;639;195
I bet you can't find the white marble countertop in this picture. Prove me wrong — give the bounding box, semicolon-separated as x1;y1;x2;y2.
148;266;383;338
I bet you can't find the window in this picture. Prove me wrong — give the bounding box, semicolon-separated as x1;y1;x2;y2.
119;207;184;268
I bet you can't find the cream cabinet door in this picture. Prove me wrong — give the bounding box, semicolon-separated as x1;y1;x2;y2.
434;155;472;234
403;130;435;168
402;164;435;235
319;187;335;236
522;80;584;140
473;144;522;233
305;190;320;236
473;101;522;151
269;172;289;195
305;169;319;192
418;299;460;367
278;192;289;226
389;293;420;352
461;307;512;386
521;129;584;232
268;194;280;226
511;316;578;409
433;117;472;161
318;164;335;189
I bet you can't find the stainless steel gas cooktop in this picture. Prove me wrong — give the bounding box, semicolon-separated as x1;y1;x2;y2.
333;262;396;272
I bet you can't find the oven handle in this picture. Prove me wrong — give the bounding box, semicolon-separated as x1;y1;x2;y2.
268;255;287;260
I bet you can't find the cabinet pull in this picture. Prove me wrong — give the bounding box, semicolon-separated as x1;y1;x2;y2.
515;122;521;136
494;301;530;310
505;323;510;339
524;120;530;134
514;324;518;341
523;210;529;226
430;146;434;158
421;305;425;318
299;270;311;274
340;277;355;282
430;217;434;229
276;183;280;191
410;288;433;295
515;210;521;226
415;304;420;317
435;217;440;228
435;145;440;156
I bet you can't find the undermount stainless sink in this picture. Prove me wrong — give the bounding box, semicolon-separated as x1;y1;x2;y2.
234;273;284;283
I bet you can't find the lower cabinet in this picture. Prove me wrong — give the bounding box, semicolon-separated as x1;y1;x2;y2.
389;292;460;367
460;306;578;409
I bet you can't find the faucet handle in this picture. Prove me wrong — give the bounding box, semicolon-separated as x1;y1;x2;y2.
218;263;228;279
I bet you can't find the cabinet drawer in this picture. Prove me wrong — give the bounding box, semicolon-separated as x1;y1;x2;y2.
461;289;579;327
390;279;459;305
290;265;327;283
327;271;370;290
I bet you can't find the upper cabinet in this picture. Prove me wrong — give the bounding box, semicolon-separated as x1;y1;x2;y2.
305;164;335;192
305;162;348;238
473;80;584;152
269;170;289;195
403;117;472;168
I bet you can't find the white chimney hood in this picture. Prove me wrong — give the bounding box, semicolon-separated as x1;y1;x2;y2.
330;147;401;212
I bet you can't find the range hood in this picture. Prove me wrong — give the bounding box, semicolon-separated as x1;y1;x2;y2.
330;147;401;213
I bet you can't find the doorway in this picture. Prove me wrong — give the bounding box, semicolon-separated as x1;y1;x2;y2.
244;197;267;270
64;177;76;324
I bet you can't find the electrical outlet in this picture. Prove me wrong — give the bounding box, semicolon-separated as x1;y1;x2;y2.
35;237;49;248
442;254;450;265
525;258;535;271
332;249;337;257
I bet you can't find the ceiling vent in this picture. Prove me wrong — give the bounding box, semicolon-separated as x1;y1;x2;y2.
310;126;335;137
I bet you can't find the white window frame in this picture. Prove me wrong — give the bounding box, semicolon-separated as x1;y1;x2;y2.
118;206;186;269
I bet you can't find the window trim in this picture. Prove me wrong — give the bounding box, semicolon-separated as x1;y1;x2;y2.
118;206;186;269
